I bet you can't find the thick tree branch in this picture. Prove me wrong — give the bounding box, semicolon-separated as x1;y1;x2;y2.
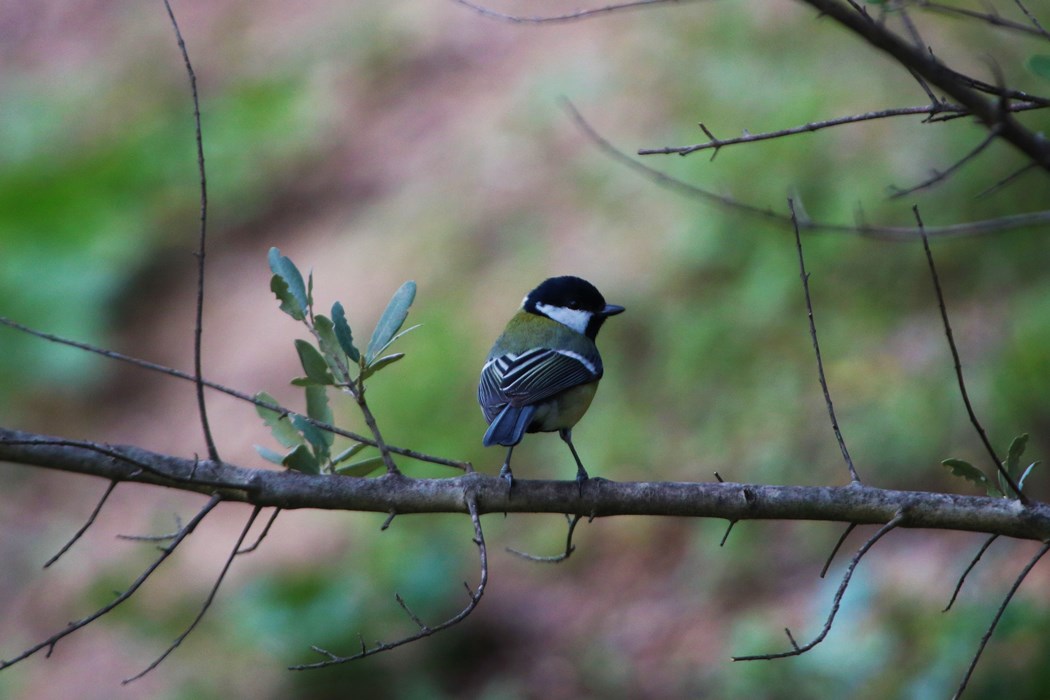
2;427;1047;540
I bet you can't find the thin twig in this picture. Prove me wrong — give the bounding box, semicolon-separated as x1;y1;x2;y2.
0;494;222;671
944;534;999;612
564;101;1050;240
953;541;1050;699
889;127;1001;199
719;520;737;547
0;316;469;471
1012;0;1050;40
237;508;281;554
917;1;1050;39
820;523;857;578
123;505;262;683
976;162;1039;199
789;199;860;484
639;105;960;156
161;0;218;463
733;514;904;661
43;480;119;568
914;208;1027;504
289;497;488;670
451;0;693;24
507;513;583;562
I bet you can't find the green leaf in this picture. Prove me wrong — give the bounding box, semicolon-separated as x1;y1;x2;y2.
1027;55;1050;81
268;248;309;320
331;302;360;364
312;314;348;378
294;339;335;385
335;455;386;477
304;385;334;445
254;391;304;449
360;353;405;380
331;442;369;466
282;443;320;474
291;414;331;466
1018;461;1040;491
366;281;416;364
943;458;1001;497
254;444;287;466
1006;433;1029;476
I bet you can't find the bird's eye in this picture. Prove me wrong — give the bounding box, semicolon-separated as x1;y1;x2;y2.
567;299;580;310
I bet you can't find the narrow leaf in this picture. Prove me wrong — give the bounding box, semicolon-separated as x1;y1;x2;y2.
331;442;369;466
304;385;334;445
943;459;1000;497
1018;461;1041;491
332;302;361;363
295;339;335;385
335;455;386;477
292;414;331;466
370;323;422;362
254;391;304;449
267;248;309;320
366;281;416;364
254;444;287;466
1006;433;1029;476
361;353;405;380
282;443;320;474
312;314;348;378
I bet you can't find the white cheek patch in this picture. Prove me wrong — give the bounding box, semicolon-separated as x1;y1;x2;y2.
535;302;593;335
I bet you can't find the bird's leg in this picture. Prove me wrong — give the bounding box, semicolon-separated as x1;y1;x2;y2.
560;429;589;496
498;446;516;496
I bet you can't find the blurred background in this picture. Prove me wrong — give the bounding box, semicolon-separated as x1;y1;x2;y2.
1;0;1049;698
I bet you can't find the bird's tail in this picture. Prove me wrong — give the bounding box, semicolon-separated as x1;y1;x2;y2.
483;404;536;447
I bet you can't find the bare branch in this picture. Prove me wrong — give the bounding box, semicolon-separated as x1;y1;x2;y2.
43;480;118;568
237;508;281;554
123;506;263;683
289;496;487;669
0;315;469;471
944;534;999;612
789;199;860;483
0;494;221;672
733;513;904;661
888;127;1001;198
820;522;857;578
161;0;218;463
451;0;693;24
914;208;1027;503
639;104;956;157
1012;0;1050;40
917;1;1050;39
566;101;1050;239
953;541;1050;699
799;0;1050;168
507;513;583;562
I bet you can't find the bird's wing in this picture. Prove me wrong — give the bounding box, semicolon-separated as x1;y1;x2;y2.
479;347;602;419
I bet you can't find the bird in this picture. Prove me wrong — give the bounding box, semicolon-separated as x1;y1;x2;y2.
478;275;624;489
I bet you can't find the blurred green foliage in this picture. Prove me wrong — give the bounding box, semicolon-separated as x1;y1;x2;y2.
1;1;1049;699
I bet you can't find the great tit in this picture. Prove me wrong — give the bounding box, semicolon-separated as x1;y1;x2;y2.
478;276;624;487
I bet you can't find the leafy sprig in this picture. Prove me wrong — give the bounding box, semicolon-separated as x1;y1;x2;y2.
255;247;418;475
943;434;1040;498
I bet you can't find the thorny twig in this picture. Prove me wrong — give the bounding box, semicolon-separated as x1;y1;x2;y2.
0;494;222;672
790;199;861;483
733;514;904;661
288;497;488;670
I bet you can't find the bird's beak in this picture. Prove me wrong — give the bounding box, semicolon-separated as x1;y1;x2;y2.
602;304;625;317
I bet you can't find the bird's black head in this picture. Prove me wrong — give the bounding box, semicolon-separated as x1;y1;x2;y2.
524;276;625;339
